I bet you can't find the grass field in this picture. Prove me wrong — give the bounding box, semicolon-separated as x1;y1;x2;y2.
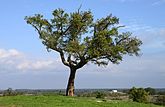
0;95;163;107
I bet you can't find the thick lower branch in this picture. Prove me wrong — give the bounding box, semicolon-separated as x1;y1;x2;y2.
60;52;69;67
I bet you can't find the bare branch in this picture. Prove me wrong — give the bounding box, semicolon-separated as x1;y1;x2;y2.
78;4;82;13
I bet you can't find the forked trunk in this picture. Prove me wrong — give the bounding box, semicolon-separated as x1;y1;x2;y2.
66;68;76;96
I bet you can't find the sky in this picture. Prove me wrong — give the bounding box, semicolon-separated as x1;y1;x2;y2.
0;0;165;89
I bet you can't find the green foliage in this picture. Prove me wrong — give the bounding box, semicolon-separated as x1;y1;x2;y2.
95;91;105;99
25;8;142;68
145;87;156;95
129;87;149;103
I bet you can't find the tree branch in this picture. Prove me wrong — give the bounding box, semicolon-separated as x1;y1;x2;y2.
60;51;70;67
31;24;42;36
116;37;127;45
75;56;88;69
62;23;72;35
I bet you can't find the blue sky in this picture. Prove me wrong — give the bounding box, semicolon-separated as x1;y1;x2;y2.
0;0;165;89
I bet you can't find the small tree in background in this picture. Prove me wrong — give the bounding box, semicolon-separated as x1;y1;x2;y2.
129;87;149;103
25;8;142;96
145;87;156;95
3;88;15;96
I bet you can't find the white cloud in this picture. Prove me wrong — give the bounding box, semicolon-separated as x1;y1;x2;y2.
0;49;23;59
0;49;64;73
121;18;165;51
159;28;165;38
152;0;165;6
16;60;58;71
121;18;153;32
138;28;165;51
125;24;152;32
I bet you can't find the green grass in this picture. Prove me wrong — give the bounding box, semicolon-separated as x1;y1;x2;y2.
0;95;163;107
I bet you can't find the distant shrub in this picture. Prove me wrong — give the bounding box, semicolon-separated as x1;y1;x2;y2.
129;87;149;103
3;88;15;96
145;87;156;95
3;88;23;96
95;91;105;99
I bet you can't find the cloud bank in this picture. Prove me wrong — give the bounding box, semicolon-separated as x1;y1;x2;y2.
0;49;65;73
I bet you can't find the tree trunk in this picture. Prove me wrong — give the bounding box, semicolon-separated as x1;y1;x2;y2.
66;68;76;96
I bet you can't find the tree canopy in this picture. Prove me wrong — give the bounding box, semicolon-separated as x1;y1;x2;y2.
25;8;142;96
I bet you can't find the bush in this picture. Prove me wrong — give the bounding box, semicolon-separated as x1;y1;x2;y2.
129;87;149;103
153;95;165;106
145;87;156;95
95;91;105;99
